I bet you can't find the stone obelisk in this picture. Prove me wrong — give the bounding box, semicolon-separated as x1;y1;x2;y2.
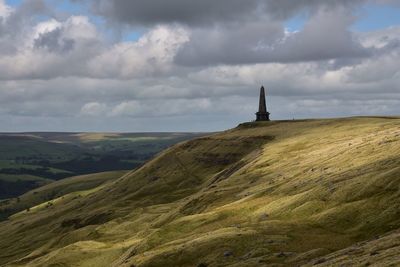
256;86;270;121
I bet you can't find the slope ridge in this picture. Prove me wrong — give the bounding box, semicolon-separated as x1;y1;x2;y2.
305;229;400;266
0;170;128;220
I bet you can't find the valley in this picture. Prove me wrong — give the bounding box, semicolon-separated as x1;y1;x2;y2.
0;132;205;199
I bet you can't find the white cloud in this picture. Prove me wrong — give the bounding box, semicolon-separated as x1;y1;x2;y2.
80;102;108;116
87;25;189;79
31;19;62;42
0;17;190;80
0;0;12;18
0;14;103;79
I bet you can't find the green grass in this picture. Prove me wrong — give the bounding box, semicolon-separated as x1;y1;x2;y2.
0;137;82;160
0;174;51;183
0;117;400;266
0;170;128;218
0;132;205;199
0;160;43;169
0;161;72;175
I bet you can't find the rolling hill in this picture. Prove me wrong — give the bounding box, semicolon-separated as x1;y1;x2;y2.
0;117;399;266
0;171;128;221
0;132;205;199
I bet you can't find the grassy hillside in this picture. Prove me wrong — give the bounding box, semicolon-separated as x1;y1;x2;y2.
0;117;399;266
0;132;205;199
0;174;53;200
304;228;400;266
0;171;128;221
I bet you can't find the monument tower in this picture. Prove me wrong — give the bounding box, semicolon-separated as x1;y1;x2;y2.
256;86;270;121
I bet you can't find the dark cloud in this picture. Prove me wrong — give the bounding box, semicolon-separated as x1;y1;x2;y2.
64;0;384;68
74;0;365;26
0;0;48;35
175;7;370;66
0;0;49;55
34;28;75;53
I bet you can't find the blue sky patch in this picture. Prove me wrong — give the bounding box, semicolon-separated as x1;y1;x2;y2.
354;3;400;31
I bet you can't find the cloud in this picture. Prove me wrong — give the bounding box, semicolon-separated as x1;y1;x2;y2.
0;0;377;80
87;25;189;79
0;0;399;131
75;0;365;26
80;102;108;116
0;15;102;80
0;10;188;80
175;7;370;66
110;98;212;117
0;0;48;54
34;27;75;53
0;0;12;18
0;0;48;37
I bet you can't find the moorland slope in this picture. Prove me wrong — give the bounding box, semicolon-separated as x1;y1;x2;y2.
0;170;128;220
0;117;399;266
0;132;204;199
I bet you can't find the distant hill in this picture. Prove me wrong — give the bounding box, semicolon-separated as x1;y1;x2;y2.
0;132;206;199
0;170;128;221
0;117;399;266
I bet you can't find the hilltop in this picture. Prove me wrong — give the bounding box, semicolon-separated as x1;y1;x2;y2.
0;117;399;266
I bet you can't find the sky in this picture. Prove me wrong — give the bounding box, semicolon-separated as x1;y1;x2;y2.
0;0;399;132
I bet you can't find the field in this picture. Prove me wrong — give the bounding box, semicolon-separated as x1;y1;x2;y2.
0;132;206;199
0;117;399;266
